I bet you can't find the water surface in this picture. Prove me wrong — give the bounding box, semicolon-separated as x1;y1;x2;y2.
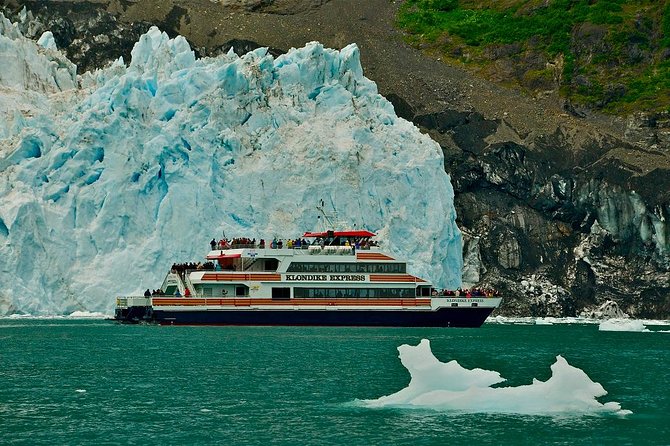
1;320;668;445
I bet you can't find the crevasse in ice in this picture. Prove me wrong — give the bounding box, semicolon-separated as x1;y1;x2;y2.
0;17;462;315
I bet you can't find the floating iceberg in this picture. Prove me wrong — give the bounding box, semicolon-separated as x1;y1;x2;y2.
599;319;649;332
360;339;631;416
0;17;462;315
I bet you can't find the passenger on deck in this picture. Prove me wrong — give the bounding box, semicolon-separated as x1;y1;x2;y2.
210;238;216;250
184;288;191;297
174;289;181;297
144;289;151;297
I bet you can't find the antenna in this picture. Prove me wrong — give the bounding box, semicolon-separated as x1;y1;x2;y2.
316;200;337;230
316;199;352;230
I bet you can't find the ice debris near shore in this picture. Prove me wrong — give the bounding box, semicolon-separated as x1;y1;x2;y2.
0;15;462;315
599;319;649;332
360;339;631;416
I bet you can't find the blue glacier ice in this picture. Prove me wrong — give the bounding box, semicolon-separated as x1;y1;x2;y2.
0;16;462;315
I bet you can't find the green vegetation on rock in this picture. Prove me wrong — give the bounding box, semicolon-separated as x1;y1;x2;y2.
397;0;670;114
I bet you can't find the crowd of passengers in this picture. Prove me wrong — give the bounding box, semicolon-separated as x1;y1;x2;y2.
433;288;501;298
171;262;216;274
210;237;379;251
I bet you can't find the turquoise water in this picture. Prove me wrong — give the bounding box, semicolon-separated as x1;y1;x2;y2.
1;320;669;445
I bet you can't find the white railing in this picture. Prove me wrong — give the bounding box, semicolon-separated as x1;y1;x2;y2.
183;273;197;297
308;245;354;255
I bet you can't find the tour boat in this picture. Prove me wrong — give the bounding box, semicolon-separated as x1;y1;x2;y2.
114;229;501;327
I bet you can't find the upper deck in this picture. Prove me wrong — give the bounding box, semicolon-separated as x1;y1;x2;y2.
204;245;404;273
205;230;391;270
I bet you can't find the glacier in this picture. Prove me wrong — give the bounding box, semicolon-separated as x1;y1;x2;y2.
0;14;462;315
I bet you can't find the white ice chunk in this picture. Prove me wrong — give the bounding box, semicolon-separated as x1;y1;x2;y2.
360;339;631;416
599;319;650;332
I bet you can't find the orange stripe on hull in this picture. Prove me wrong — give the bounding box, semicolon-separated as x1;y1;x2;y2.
369;274;425;283
200;273;281;282
356;253;395;261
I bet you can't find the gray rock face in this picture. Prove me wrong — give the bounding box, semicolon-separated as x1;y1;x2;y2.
2;0;668;318
580;300;628;319
430;109;670;318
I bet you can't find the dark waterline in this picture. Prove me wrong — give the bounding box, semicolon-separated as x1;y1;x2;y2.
1;320;668;445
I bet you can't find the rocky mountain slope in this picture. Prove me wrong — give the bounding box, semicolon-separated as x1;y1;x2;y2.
1;0;669;317
397;0;670;115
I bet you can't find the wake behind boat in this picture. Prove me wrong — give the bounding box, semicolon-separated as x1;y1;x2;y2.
114;229;501;327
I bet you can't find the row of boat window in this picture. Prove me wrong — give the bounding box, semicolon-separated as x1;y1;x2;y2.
286;262;407;274
292;288;415;298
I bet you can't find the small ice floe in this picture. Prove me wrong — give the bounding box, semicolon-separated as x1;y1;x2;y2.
640;319;670;327
358;339;631;416
598;319;649;332
67;311;109;319
5;314;67;320
489;316;601;325
200;409;212;413
534;317;554;325
75;389;87;393
487;316;536;325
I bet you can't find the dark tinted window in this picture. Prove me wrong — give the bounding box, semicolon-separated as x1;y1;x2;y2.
265;259;279;271
287;262;406;273
293;288;414;298
271;287;291;300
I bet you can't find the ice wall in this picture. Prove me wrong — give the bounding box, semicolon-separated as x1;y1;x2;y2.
0;18;462;315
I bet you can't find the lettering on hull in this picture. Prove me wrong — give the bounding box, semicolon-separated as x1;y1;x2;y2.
285;274;366;281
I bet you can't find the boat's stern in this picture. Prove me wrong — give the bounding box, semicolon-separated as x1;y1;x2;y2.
114;296;153;323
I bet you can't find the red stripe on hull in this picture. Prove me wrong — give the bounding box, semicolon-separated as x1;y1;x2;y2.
356;253;395;261
201;273;281;281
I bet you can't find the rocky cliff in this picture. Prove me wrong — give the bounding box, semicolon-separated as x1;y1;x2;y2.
1;0;668;317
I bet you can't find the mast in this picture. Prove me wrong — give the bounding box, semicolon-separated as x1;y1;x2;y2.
316;199;353;231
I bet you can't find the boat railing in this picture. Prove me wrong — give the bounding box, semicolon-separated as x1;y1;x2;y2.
116;296;151;308
307;245;353;255
215;243;376;251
